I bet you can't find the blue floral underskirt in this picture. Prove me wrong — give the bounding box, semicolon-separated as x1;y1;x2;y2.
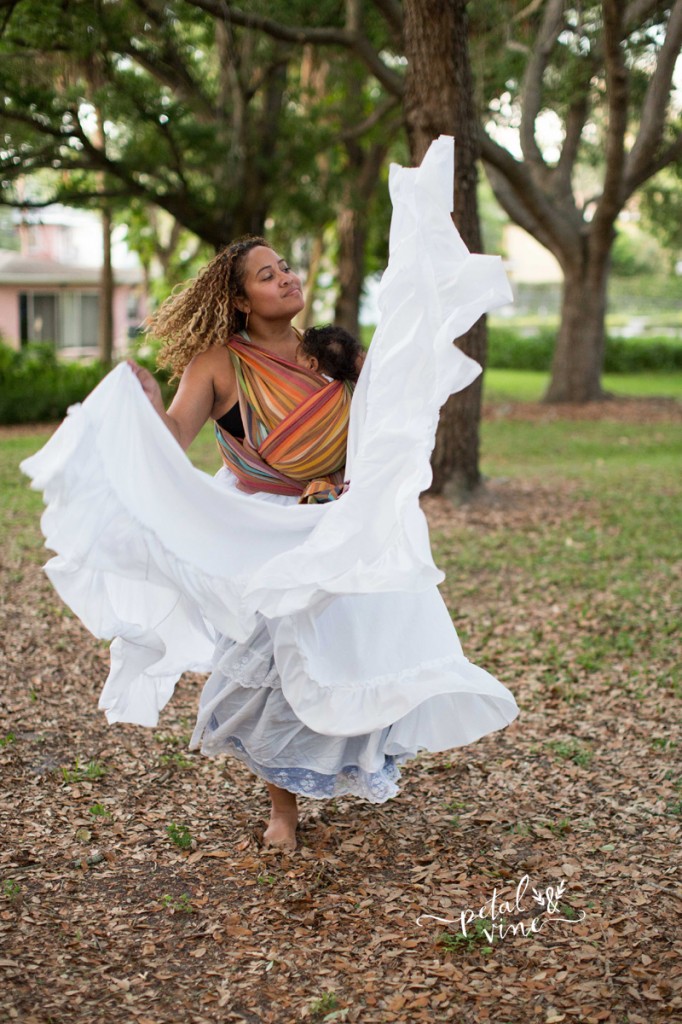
217;731;405;804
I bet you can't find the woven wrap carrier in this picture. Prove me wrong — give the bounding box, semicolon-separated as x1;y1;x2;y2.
214;336;354;504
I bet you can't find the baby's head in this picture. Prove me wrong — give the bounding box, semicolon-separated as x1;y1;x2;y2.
296;325;363;382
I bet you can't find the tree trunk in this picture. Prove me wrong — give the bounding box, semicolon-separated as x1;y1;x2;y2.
430;321;485;497
300;234;324;330
334;141;388;337
99;206;114;367
545;257;610;402
334;203;365;336
403;0;485;496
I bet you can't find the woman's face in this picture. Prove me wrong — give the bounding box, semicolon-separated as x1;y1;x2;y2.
239;246;304;321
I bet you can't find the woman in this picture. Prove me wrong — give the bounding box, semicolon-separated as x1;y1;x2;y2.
129;236;346;850
22;137;519;854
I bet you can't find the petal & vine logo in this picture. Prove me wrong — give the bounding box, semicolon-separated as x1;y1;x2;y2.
416;873;587;945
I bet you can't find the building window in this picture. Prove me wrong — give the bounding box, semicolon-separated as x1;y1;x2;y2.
19;292;60;345
58;292;100;351
19;291;100;351
127;290;141;319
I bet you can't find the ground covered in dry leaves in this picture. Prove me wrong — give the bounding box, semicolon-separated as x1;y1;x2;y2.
1;398;680;1024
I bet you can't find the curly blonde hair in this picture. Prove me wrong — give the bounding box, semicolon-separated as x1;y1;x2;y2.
147;235;268;380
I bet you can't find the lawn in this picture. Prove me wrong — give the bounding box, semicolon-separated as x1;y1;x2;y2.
484;367;682;401
1;377;681;1023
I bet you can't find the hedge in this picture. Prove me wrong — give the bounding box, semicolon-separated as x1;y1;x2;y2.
0;342;175;426
487;326;682;373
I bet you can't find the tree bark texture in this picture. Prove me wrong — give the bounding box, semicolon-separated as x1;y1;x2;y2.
334;201;366;337
403;0;485;496
546;256;610;402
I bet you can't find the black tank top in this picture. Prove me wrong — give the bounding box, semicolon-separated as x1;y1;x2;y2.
216;401;245;440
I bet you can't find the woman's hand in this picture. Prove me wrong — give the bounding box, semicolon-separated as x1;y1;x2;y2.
127;360;164;413
126;353;218;451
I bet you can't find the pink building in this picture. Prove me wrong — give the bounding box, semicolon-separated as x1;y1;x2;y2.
0;212;147;359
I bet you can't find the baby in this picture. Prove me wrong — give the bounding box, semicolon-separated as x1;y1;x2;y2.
296;324;365;382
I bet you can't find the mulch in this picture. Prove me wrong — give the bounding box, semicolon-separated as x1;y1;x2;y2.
0;397;680;1024
483;395;682;423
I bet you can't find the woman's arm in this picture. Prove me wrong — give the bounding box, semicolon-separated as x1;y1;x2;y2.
128;348;231;452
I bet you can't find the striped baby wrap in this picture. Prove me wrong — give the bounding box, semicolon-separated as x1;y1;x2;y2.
215;336;354;504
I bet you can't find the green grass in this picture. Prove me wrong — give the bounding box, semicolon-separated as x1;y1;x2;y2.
484;368;682;401
186;421;224;474
2;431;54;563
422;407;681;699
441;417;682;595
482;418;681;479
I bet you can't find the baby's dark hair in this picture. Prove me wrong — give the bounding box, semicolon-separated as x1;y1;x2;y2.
301;324;363;381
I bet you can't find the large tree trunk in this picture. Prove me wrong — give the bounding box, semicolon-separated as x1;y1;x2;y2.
404;0;485;496
546;256;610;402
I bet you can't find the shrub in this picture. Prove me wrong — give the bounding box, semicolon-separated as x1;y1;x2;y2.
0;343;106;424
486;326;682;373
486;326;555;371
603;335;682;372
0;341;176;425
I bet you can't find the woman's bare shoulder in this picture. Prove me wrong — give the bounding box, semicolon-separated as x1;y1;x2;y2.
181;342;234;389
186;342;232;373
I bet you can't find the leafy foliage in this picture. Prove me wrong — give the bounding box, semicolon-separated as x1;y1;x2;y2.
0;340;176;425
0;1;400;251
487;327;682;373
641;164;682;267
0;343;107;424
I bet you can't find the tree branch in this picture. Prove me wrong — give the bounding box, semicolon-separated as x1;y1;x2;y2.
625;128;682;197
0;104;79;141
625;0;682;193
513;0;545;21
369;0;402;38
483;163;565;265
555;94;589;195
127;0;216;120
0;190;134;208
340;94;400;141
480;128;581;264
594;0;629;232
126;41;215;123
519;0;565;174
0;0;19;37
184;0;404;96
624;0;669;30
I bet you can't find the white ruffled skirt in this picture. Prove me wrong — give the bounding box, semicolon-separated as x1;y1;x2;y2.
183;474;516;803
21;136;520;803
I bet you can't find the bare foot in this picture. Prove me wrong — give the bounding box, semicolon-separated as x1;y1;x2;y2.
263;810;298;851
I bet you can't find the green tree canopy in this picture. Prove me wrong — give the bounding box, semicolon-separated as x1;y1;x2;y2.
0;0;394;247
